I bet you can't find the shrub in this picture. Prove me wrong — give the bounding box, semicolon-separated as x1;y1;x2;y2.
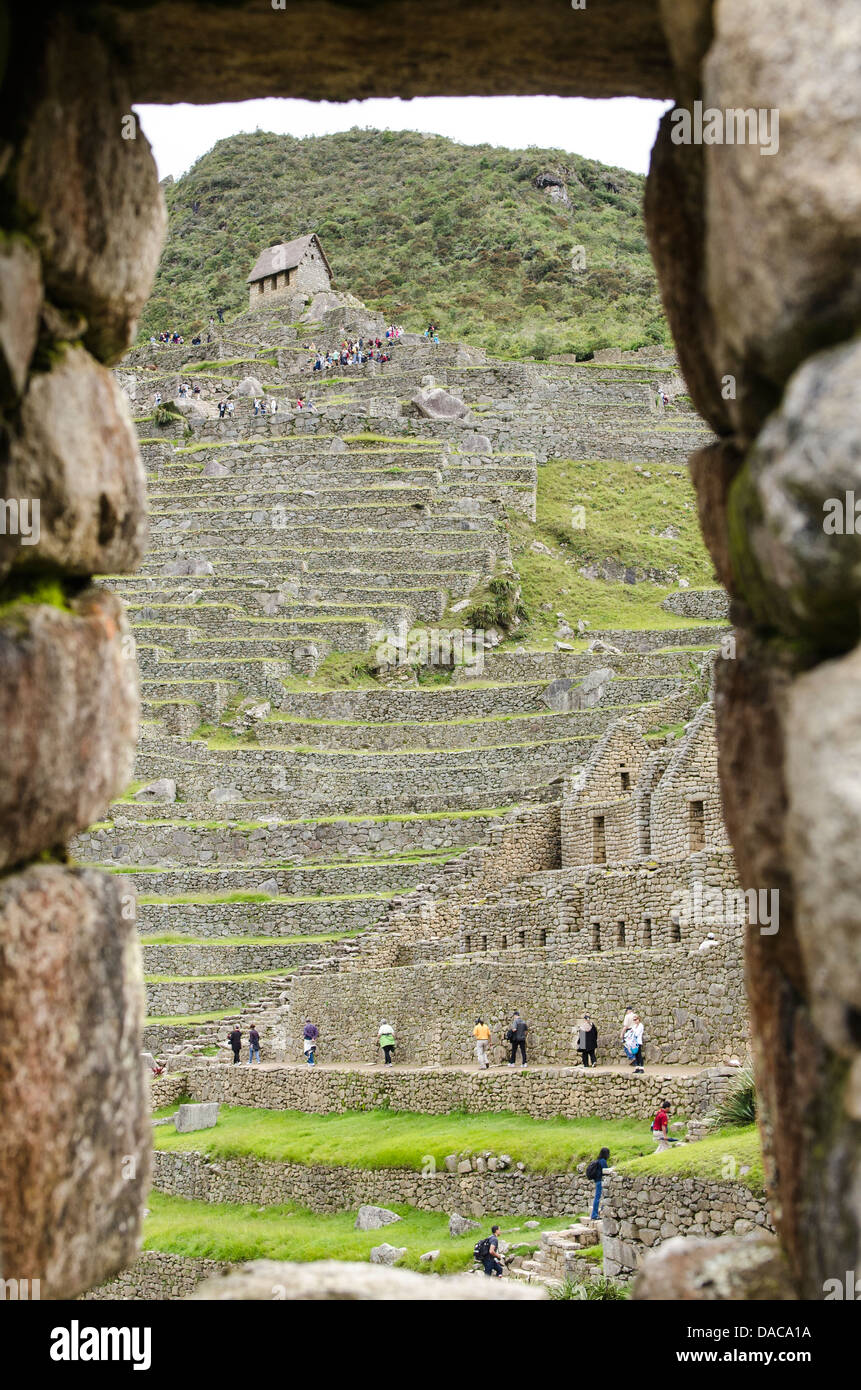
713;1066;756;1128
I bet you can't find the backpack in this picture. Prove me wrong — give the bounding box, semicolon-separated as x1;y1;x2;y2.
474;1237;493;1261
586;1159;603;1182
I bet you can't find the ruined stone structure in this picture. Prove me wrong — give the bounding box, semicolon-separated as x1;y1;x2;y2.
246;234;332;310
1;1;859;1304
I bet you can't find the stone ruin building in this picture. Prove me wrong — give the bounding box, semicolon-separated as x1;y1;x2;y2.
1;0;859;1306
246;234;333;310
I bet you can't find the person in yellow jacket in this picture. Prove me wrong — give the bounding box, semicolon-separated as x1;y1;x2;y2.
473;1017;492;1070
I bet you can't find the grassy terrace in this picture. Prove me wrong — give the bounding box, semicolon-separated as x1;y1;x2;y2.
91;806;515;830
146;1009;238;1026
143;1192;575;1274
153;1105;661;1171
509;457;718;636
136;889;395;905
145;968;293;984
617;1126;764;1191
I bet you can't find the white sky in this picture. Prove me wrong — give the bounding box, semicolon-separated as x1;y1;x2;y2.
136;96;671;182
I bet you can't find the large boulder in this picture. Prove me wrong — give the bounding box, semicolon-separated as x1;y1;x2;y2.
0;866;149;1297
11;13;166;362
234;376;265;397
449;1213;481;1237
0;589;139;870
411;387;471;421
0;237;42;405
368;1243;407;1266
188;1259;546;1300
133;779;176;804
2;345;148;579
354;1205;403;1231
703;0;861;436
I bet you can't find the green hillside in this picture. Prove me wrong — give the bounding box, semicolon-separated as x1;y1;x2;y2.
142;128;668;359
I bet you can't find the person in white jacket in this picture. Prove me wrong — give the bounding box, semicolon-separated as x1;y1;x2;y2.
624;1015;645;1073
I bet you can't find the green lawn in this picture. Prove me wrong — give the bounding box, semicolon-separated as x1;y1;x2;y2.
509;456;720;636
617;1125;764;1192
143;1190;576;1274
153;1105;659;1172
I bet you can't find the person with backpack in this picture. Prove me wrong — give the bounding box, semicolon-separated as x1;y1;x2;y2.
227;1026;242;1064
474;1225;503;1276
587;1147;611;1220
378;1020;396;1065
248;1025;260;1064
473;1017;491;1069
302;1018;319;1065
507;1011;529;1067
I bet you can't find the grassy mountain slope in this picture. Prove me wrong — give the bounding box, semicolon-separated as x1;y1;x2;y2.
141;128;668;359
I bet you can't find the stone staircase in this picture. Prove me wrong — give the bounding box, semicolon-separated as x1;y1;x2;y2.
508;1221;603;1289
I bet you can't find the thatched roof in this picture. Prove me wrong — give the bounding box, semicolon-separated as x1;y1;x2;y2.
246;234;332;283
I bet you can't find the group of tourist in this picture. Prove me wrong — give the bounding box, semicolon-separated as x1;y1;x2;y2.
176;381;202;399
272;1006;649;1072
310;339;394;370
227;1024;260;1064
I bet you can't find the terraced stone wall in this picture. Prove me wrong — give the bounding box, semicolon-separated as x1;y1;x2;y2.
288;945;747;1066
76;809;510;869
82;1251;228;1301
184;1062;735;1121
151;1148;589;1217
601;1174;773;1280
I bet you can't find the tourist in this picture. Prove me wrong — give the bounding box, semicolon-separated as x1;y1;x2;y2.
475;1225;503;1277
228;1025;242;1064
302;1018;319;1065
154;391;162;407
217;307;225;324
218;400;226;419
227;400;235;417
378;1020;396;1065
620;1003;635;1057
651;1100;678;1147
473;1016;491;1069
587;1147;612;1219
507;1011;529;1067
248;1025;261;1064
253;397;260;415
576;1012;598;1068
624;1013;645;1073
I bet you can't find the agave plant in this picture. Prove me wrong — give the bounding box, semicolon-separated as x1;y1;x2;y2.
712;1065;757;1127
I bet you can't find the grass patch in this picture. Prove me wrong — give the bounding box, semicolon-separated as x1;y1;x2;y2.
617;1125;764;1191
143;1190;573;1274
145;1009;237;1026
154;1105;659;1172
509;457;719;636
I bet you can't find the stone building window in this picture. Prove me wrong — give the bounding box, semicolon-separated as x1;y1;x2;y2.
539;928;547;948
501;934;508;950
670;915;681;943
481;935;487;953
620;769;631;791
464;934;471;954
616;919;626;946
591;921;601;951
689;799;706;851
518;930;525;948
642;916;652;947
593;815;606;863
